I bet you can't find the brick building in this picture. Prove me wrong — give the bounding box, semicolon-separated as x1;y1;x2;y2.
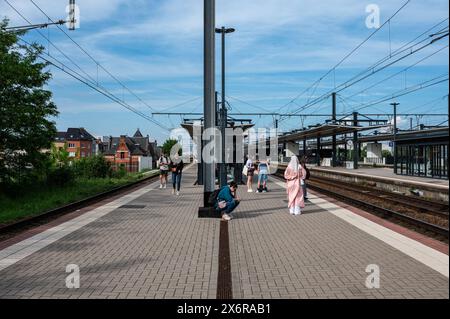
102;129;157;172
54;128;98;159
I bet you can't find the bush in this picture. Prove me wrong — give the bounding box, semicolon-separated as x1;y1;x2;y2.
111;165;127;179
73;156;112;179
47;166;75;187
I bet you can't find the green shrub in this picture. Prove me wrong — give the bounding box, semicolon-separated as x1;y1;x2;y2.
112;165;127;179
73;156;112;178
47;166;75;187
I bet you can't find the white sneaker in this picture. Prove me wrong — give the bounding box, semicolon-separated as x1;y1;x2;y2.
159;185;163;189
247;189;253;193
176;191;180;196
222;214;231;221
164;184;167;189
294;207;301;215
289;207;294;215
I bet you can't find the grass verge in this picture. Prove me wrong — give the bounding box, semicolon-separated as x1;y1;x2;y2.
0;170;158;225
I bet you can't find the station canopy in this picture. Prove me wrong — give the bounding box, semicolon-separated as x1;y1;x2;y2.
181;122;254;138
278;123;388;143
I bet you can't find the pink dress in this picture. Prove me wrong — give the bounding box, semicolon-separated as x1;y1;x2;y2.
284;165;306;209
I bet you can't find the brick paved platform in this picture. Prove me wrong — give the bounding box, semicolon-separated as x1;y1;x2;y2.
0;166;219;299
0;167;448;299
229;177;449;299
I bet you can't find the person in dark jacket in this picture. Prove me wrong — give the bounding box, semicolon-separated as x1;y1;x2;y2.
170;155;184;195
300;156;309;200
215;181;240;221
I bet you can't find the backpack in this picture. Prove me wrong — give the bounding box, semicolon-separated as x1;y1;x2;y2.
208;189;221;207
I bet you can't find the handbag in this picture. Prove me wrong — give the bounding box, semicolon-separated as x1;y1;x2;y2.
242;165;248;176
218;201;227;209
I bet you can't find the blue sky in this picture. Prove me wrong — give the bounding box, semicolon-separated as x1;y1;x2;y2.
1;0;448;143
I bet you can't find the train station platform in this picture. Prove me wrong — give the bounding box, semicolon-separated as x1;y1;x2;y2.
306;166;448;202
0;166;448;299
310;166;448;188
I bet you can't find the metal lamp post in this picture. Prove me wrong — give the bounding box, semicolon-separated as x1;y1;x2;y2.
215;26;235;187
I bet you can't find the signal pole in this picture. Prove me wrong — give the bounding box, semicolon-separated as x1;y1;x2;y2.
391;102;400;174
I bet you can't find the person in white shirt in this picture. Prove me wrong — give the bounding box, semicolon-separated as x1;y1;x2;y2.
245;156;255;193
158;154;169;188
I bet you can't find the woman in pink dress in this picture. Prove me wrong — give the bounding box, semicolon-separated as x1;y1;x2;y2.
284;155;306;215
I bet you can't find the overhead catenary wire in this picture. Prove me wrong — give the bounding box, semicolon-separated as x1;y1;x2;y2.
16;35;170;131
285;27;449;118
277;0;412;114
29;0;158;113
4;0;193;131
343;74;449;116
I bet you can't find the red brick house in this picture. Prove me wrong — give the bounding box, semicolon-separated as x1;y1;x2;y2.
54;128;97;159
102;129;156;172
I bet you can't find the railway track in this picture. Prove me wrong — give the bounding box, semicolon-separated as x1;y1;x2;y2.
0;172;160;239
274;166;449;239
309;175;449;219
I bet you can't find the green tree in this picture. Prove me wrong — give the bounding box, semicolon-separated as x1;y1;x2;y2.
50;143;70;167
0;19;58;184
162;138;181;156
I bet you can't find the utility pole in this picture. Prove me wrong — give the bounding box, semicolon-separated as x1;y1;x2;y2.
331;92;337;167
215;26;235;187
353;112;359;169
199;0;216;215
391;102;400;174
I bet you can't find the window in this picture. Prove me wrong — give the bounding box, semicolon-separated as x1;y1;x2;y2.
69;152;76;157
120;152;125;159
81;152;85;157
68;143;75;148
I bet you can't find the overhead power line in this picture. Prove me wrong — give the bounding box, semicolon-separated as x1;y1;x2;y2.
16;35;170;131
277;0;412;113
29;0;158;113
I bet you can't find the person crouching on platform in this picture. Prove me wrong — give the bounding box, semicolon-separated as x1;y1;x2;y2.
216;181;240;221
284;155;306;216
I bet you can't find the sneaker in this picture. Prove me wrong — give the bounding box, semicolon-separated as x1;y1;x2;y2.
164;184;167;189
172;189;175;195
159;185;163;189
289;208;295;215
247;189;253;193
176;191;180;196
222;214;231;221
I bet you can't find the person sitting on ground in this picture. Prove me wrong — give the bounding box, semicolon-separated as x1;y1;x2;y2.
216;181;240;221
256;159;269;193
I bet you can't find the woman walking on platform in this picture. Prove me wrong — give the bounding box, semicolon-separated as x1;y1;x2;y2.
284;155;306;215
244;156;255;193
170;154;184;196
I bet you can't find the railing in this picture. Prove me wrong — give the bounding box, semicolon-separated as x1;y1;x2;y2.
364;157;386;165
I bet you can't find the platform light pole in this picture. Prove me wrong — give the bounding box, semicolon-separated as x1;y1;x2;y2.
216;26;235;187
391;102;400;174
201;0;216;211
331;92;337;167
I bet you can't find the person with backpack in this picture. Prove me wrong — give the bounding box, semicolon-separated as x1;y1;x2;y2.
284;155;306;216
256;158;269;193
215;181;240;221
244;156;255;193
170;154;184;195
300;156;310;200
158;153;169;189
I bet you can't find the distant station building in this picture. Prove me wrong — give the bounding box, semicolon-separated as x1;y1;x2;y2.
395;127;448;179
54;127;98;159
278;121;449;180
102;129;158;172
